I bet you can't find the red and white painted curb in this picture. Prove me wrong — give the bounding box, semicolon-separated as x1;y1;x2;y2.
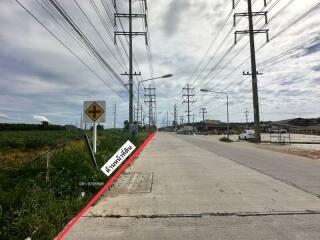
57;132;155;239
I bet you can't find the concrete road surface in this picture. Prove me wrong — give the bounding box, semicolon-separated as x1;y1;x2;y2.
64;132;320;240
176;134;320;197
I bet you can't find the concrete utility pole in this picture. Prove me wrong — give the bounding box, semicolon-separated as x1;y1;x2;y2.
114;0;147;125
182;84;195;125
200;89;230;140
133;105;135;122
200;108;207;122
113;104;117;128
154;94;157;126
245;108;249;127
137;74;172;126
173;104;178;128
233;0;269;143
80;111;83;129
144;85;156;126
180;116;184;125
140;105;143;126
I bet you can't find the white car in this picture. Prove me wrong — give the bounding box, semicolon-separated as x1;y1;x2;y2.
239;129;255;140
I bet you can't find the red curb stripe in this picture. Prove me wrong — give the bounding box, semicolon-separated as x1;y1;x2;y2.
57;132;155;239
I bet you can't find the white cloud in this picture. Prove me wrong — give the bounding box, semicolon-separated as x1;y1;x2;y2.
0;0;319;126
33;115;49;123
0;113;10;120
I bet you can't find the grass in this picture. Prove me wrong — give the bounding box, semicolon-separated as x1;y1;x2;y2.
0;129;150;240
219;136;234;143
0;130;83;150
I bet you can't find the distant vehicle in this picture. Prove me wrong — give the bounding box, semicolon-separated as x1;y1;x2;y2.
239;129;255;140
177;126;194;135
268;128;287;134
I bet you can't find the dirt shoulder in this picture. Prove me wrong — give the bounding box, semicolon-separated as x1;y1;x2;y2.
255;143;320;160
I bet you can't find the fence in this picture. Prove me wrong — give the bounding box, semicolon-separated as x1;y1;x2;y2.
28;138;79;182
269;131;291;145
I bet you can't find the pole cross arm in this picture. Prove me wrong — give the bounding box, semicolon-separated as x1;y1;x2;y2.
233;0;266;9
234;11;268;26
234;29;269;44
113;0;147;10
243;71;263;76
114;13;147;28
114;32;148;45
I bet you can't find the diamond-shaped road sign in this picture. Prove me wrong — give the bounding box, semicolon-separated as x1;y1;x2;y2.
83;101;106;123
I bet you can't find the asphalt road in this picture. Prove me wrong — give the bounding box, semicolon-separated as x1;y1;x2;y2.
64;132;320;240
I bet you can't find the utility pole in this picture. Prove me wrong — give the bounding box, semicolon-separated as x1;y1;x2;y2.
80;111;83;129
180;116;184;125
133;105;136;122
113;104;117;128
200;108;207;122
245;108;249;127
166;111;169;126
182;84;195;125
144;85;156;126
233;0;269;143
143;113;146;126
140;105;143;126
173;104;178;128
154;94;157;126
114;0;147;126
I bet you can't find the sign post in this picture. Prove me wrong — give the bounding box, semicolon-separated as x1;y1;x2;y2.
83;101;106;155
93;122;97;154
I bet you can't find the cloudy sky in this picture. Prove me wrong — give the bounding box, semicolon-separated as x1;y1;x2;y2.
0;0;319;127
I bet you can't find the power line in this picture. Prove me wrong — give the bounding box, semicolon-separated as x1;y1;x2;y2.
224;0;319;92
15;0;128;102
46;0;128;89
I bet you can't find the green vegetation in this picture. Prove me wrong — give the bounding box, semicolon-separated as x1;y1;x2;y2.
0;130;82;150
0;129;150;240
0;122;66;131
219;136;233;143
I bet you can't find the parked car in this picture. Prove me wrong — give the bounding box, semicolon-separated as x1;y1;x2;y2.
239;129;255;140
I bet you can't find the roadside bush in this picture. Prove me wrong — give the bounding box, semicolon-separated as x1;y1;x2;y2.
219;137;233;142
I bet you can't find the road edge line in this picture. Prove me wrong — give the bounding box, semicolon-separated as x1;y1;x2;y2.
56;132;155;239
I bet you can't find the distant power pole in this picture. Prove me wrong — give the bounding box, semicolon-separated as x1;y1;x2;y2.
173;104;178;128
233;0;269;143
180;116;184;125
154;94;157;126
182;84;195;125
80;111;83;129
133;105;135;122
200;108;207;122
113;104;117;128
144;85;156;126
140;105;143;126
114;0;148;125
166;111;169;126
245;108;249;127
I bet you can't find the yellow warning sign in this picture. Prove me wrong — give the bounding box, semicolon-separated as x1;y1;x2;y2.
85;102;105;122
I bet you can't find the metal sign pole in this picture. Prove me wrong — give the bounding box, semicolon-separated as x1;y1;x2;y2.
93;122;97;154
